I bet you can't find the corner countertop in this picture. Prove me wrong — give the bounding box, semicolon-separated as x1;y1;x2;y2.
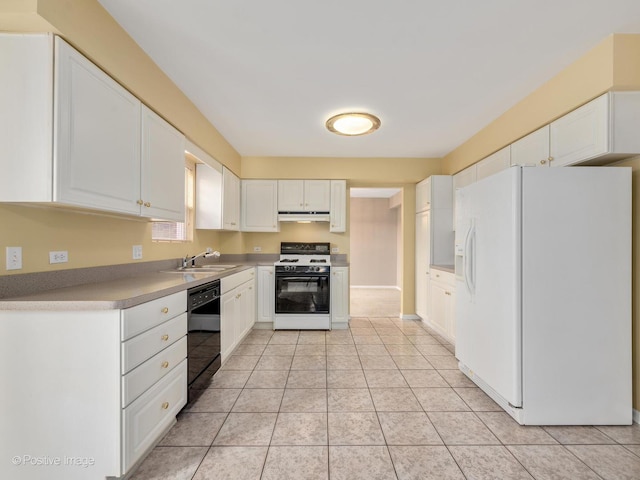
0;266;253;311
431;264;455;274
0;255;350;312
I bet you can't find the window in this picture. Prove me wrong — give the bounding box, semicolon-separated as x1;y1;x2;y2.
152;161;195;242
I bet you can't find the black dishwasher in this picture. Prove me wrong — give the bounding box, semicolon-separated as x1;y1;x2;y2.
186;280;221;402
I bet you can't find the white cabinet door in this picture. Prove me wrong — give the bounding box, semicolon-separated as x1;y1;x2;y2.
429;270;455;341
55;37;142;215
304;180;331;211
0;34;54;202
239;279;256;337
476;146;511;181
222;167;240;230
429;278;452;337
257;266;275;323
195;163;223;229
415;210;431;321
140;106;185;221
241;180;279;232
510;126;550;167
331;267;349;326
550;93;609;167
220;289;237;362
330;180;347;232
278;180;331;211
416;177;432;213
278;180;305;211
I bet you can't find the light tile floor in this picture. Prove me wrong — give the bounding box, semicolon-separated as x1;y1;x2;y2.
130;289;640;480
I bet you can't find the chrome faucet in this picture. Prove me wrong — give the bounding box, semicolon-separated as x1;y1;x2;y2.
182;247;221;268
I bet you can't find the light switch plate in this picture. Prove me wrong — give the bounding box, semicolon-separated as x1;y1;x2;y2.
133;245;143;260
6;246;22;270
253;246;262;252
49;251;68;264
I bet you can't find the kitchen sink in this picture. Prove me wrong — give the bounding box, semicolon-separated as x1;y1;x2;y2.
178;265;238;271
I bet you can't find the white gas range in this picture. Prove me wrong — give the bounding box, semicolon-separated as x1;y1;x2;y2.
274;242;331;330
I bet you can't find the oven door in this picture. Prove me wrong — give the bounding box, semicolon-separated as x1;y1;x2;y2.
275;272;330;314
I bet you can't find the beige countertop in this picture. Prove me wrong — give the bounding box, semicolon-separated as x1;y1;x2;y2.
0;257;349;311
0;266;252;311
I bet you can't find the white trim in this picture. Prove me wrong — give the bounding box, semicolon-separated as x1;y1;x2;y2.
633;408;640;424
252;322;273;330
401;314;420;321
351;285;400;289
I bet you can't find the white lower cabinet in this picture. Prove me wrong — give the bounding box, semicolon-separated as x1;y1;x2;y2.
221;269;257;361
257;266;275;323
122;360;187;473
426;269;456;342
331;266;349;328
0;290;188;480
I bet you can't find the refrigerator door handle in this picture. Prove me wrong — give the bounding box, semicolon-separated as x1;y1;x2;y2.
464;221;476;296
468;224;476;295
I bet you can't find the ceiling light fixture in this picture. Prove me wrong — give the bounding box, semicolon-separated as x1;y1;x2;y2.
326;112;381;136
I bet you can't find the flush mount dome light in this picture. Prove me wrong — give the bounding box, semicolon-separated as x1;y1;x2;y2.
326;112;381;136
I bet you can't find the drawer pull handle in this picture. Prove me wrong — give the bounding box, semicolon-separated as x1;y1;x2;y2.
144;202;151;208
136;199;144;205
161;361;169;369
161;334;169;341
161;307;169;314
161;402;169;410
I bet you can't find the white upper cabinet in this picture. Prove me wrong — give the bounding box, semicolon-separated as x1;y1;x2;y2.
549;92;640;167
140;106;185;221
512;92;640;169
55;37;142;215
330;180;347;232
416;177;432;213
476;146;511;181
452;164;477;191
510;126;551;167
0;34;185;221
241;179;279;232
278;180;331;212
195;162;223;229
222;167;241;230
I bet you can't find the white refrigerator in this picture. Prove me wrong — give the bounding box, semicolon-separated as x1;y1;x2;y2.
454;166;631;425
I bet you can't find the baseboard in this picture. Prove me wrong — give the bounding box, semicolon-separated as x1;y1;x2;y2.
634;408;640;424
401;314;420;320
351;285;401;290
252;322;273;330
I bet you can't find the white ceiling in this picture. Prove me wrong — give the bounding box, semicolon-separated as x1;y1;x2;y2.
98;0;640;159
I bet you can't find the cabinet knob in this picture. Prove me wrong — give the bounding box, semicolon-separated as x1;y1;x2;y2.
161;361;169;369
548;156;554;162
436;274;440;278
161;307;169;314
231;222;237;226
136;199;144;205
161;402;169;410
161;334;169;341
540;159;547;165
144;202;151;207
445;291;451;296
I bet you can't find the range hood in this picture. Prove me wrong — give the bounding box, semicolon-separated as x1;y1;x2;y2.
278;211;330;222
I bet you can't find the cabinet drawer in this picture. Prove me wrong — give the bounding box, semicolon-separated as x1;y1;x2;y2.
122;359;187;474
221;268;255;293
431;269;455;288
122;313;187;374
121;291;186;341
122;335;187;408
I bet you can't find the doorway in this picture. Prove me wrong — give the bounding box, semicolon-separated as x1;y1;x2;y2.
349;188;402;317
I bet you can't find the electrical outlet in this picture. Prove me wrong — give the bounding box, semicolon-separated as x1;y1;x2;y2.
132;245;143;260
6;246;22;270
253;246;262;252
331;247;339;253
49;251;68;264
